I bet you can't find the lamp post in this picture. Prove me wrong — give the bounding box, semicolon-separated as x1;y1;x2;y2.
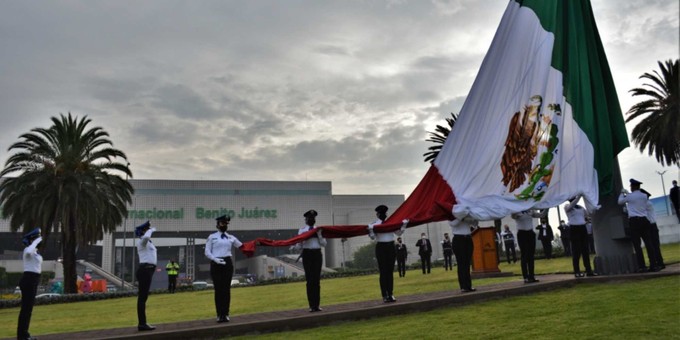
121;162;130;290
656;170;670;216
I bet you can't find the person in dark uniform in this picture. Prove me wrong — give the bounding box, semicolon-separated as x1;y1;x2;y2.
564;196;595;277
618;178;661;272
135;221;157;331
670;180;680;223
415;233;432;274
205;215;243;322
501;224;517;264
557;220;571;256
511;209;546;283
166;259;180;293
450;218;476;292
17;228;42;340
293;210;326;312
441;233;454;271
367;205;407;302
395;237;408;277
536;217;554;259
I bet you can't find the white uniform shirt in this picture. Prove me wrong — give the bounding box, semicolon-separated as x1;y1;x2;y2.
23;237;43;273
136;228;157;265
512;211;540;231
205;231;243;260
618;190;649;218
369;218;404;242
565;200;587;225
297;225;326;249
646;201;657;224
449;219;472;235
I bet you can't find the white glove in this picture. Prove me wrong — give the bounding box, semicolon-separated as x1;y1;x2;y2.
150;227;157;233
367;224;374;231
400;219;409;230
316;230;323;238
214;258;226;265
621;189;629;195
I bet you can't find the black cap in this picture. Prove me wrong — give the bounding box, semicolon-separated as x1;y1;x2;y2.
216;215;231;222
630;178;642;185
375;205;388;214
135;221;151;237
304;210;318;218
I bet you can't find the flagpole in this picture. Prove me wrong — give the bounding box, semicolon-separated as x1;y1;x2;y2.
592;158;637;274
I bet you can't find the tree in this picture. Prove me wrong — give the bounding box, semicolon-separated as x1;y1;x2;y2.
0;113;133;293
423;112;458;163
351;243;377;269
625;59;679;166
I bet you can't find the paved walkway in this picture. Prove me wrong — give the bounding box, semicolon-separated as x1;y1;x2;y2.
11;264;680;340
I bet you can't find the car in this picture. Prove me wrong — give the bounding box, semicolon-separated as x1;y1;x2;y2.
36;293;62;299
230;279;241;286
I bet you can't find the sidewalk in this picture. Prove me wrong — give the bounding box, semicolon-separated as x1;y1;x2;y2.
14;264;680;340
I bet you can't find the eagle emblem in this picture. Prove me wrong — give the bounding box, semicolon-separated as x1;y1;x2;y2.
500;95;560;201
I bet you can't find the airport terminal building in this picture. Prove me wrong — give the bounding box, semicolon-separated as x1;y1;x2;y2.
0;179;455;287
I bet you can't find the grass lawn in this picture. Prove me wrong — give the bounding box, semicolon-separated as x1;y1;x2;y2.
232;276;680;340
0;243;678;338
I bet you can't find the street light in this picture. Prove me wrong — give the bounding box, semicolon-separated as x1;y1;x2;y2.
656;170;670;216
121;162;131;290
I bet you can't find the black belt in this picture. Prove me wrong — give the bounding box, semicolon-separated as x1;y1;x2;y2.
139;263;156;269
453;234;472;238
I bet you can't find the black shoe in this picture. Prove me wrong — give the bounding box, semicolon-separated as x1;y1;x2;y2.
574;272;584;278
636;267;648;273
387;295;397;302
217;315;229;323
461;288;476;293
309;307;323;312
585;272;598;277
138;324;156;331
526;278;539;283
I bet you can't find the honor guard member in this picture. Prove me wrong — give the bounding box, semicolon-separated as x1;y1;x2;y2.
135;221;157;331
367;205;408;302
395;237;408;277
441;233;454;270
511;209;546;283
17;228;42;340
564;196;595;277
501;225;517;264
646;200;665;270
205;214;243;322
166;259;180;293
450;218;476;292
536;218;554;259
618;179;661;272
292;210;326;312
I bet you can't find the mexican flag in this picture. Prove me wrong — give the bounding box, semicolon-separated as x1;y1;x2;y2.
240;0;630;255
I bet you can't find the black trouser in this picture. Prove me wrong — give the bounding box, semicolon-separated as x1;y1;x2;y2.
168;275;177;293
452;235;473;290
302;249;322;309
504;240;516;263
650;223;665;267
210;257;234;317
588;234;596;254
570;225;592;274
419;254;431;274
540;239;553;259
136;264;156;325
375;241;396;298
628;216;659;270
17;271;40;339
396;256;407;277
517;230;536;280
562;237;572;256
443;249;453;270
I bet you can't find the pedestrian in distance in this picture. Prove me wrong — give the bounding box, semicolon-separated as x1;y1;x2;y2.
166;259;180;293
501;224;517;264
441;233;454;271
205;214;243;322
415;233;432;274
395;237;408;277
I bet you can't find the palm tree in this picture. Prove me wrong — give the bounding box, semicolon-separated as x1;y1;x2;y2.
625;59;679;166
0;113;133;293
423;112;458;163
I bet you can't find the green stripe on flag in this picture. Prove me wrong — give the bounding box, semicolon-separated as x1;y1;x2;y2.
516;0;629;195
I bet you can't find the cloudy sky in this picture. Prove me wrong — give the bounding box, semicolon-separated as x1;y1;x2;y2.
1;0;678;202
